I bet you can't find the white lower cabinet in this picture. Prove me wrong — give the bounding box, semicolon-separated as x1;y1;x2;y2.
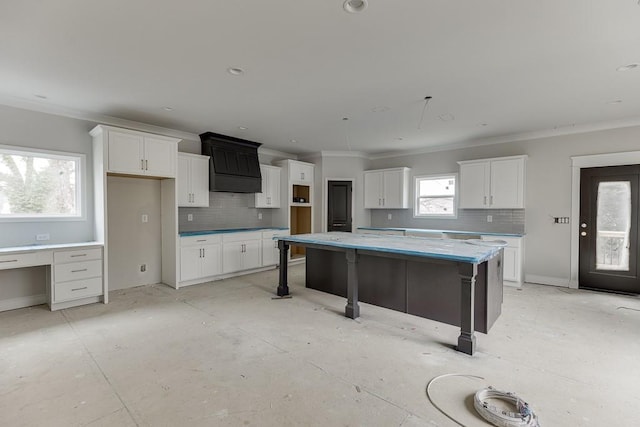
261;229;289;266
51;247;103;307
180;235;222;282
222;232;262;274
481;235;524;285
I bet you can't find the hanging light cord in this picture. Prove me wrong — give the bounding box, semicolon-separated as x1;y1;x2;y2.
418;96;432;129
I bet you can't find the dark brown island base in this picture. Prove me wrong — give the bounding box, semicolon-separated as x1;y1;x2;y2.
275;232;505;355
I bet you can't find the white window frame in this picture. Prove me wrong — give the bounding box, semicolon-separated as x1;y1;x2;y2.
0;144;85;222
413;173;458;219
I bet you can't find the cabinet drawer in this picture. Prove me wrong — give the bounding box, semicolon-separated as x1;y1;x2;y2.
54;259;102;283
54;277;102;303
54;248;102;263
222;231;262;243
0;251;52;270
181;234;222;246
261;230;289;240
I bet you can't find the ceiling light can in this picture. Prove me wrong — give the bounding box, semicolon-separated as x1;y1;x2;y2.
227;67;245;76
343;0;368;14
616;64;638;72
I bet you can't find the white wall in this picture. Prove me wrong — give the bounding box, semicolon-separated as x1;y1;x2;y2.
370;124;640;285
0;105;96;246
107;176;162;290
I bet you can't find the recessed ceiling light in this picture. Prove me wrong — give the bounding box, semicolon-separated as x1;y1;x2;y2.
438;113;455;122
617;64;638;72
227;67;245;76
290;139;297;143
34;94;48;99
238;126;248;130
343;0;368;13
395;137;404;141
479;123;488;127
608;99;623;104
163;107;173;111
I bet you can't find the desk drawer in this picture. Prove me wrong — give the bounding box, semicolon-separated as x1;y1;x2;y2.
54;248;102;263
0;251;52;270
54;277;102;302
54;259;102;282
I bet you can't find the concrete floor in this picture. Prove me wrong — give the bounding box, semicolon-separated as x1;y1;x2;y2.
1;264;639;426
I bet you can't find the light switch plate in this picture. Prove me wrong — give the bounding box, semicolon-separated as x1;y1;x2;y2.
487;215;493;223
141;214;148;223
387;213;392;220
36;233;50;241
187;214;193;221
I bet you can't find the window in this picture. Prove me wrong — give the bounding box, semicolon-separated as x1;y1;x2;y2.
414;174;457;218
0;145;83;220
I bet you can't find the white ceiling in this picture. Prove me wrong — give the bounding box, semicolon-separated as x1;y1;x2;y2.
1;1;640;156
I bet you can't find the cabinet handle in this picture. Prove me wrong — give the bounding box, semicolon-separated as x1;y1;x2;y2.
70;254;87;258
382;198;385;206
141;159;144;170
0;259;18;263
490;195;494;205
145;159;148;170
378;198;381;206
484;196;487;205
71;286;88;292
71;268;88;273
202;248;205;258
301;172;305;180
267;196;271;205
196;239;206;242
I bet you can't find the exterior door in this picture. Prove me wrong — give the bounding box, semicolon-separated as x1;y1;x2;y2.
579;165;640;294
328;181;352;232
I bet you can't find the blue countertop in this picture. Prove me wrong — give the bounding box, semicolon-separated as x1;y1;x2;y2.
278;232;505;264
180;227;289;237
357;227;524;238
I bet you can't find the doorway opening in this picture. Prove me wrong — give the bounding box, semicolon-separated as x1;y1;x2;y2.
327;180;353;232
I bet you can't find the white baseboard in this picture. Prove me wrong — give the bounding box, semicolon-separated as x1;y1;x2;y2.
525;274;570;287
0;294;47;312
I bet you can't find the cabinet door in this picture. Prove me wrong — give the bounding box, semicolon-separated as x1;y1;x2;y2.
177;155;191;206
191;156;210;207
267;167;281;207
261;239;279;266
502;246;518;282
144;137;176;177
290;161;313;183
107;131;144;174
364;171;383;208
382;169;406;208
490;158;524;208
255;165;269;207
242;240;262;270
180;246;202;282
201;243;221;277
459;162;490;208
222;241;243;274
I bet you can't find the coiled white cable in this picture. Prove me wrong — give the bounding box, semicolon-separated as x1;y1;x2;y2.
474;387;539;427
426;374;540;427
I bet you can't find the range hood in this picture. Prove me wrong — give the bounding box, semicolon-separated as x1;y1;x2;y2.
200;132;262;193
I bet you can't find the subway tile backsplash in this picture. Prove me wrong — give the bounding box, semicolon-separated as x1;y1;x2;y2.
179;192;273;232
370;209;525;234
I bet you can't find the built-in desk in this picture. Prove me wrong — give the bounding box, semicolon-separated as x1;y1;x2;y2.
0;242;105;312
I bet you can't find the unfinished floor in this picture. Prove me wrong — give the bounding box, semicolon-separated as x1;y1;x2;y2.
1;264;639;426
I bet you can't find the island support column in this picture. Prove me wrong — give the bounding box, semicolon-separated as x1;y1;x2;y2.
457;262;477;355
345;249;360;319
277;240;290;296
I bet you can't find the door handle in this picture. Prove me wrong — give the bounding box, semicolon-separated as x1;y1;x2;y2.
333;223;346;227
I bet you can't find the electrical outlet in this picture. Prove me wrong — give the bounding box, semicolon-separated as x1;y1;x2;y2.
140;264;146;272
36;233;50;241
387;213;392;220
487;215;493;223
187;214;193;222
258;212;263;220
141;214;148;223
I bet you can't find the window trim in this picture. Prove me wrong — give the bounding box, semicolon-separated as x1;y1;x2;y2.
0;144;86;222
413;173;458;219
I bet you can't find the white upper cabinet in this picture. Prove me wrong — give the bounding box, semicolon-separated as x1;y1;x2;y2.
458;155;527;209
104;127;178;178
288;160;314;184
363;167;410;209
178;153;210;207
253;165;281;208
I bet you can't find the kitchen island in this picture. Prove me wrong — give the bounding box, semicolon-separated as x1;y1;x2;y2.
275;232;505;355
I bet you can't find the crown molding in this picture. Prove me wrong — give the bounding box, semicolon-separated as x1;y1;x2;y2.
258;147;297;159
370;116;640;160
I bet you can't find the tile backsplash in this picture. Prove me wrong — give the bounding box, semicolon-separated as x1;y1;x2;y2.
370;209;525;234
179;192;273;232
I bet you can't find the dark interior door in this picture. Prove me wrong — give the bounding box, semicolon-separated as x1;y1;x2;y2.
328;181;352;232
579;165;640;294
